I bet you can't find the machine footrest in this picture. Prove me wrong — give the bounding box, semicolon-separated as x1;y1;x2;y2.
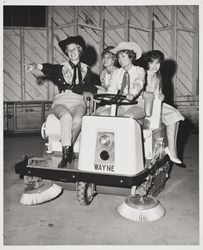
15;155;171;189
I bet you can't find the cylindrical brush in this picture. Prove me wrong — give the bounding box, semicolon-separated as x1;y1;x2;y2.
117;195;165;222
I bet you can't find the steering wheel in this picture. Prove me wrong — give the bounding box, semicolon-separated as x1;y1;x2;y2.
94;93;138;106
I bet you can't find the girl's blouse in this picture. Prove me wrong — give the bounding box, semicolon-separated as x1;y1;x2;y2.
100;66;118;90
145;71;162;95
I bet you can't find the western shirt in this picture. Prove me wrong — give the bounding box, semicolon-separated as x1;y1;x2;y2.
38;62;97;95
107;65;145;97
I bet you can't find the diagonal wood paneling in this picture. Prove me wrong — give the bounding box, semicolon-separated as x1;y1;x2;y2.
104;6;125;28
53;6;74;27
154;6;172;28
4;49;21;85
150;6;172;58
78;6;100;27
176;30;193;96
24;30;48;100
3;63;21;94
3;73;21;100
104;28;125;48
153;6;171;59
178;6;194;29
154;30;171;58
130;29;149;53
104;6;126;45
130;6;149;28
79;25;100;44
3;30;21;101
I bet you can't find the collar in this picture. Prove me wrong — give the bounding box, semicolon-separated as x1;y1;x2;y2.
69;60;81;69
120;64;134;74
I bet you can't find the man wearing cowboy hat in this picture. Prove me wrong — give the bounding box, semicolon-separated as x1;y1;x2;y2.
25;35;96;168
97;41;146;120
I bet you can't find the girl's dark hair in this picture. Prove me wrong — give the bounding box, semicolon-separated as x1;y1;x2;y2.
143;50;164;69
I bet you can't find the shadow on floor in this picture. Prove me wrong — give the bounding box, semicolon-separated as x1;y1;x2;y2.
177;118;199;161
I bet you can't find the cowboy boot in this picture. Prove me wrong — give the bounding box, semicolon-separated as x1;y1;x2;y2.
58;146;73;168
165;122;183;165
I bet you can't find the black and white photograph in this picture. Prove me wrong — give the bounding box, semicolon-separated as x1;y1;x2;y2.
1;0;202;247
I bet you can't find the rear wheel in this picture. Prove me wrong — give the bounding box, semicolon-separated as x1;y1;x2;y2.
76;182;96;206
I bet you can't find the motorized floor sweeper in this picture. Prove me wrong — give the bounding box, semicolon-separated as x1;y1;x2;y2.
15;93;174;222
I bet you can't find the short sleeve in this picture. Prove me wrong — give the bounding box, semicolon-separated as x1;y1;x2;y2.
130;66;145;96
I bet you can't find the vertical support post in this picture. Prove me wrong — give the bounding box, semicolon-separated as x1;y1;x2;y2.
47;6;54;101
5;102;8;132
99;6;105;72
192;5;199;96
74;6;79;35
13;103;17;132
41;102;45;124
124;6;130;42
148;6;154;50
20;29;25;101
171;6;178;102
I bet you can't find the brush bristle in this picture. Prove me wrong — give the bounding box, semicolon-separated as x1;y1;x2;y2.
117;200;165;222
20;182;62;205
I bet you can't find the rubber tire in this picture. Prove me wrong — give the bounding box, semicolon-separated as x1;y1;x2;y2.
41;122;47;139
76;182;96;206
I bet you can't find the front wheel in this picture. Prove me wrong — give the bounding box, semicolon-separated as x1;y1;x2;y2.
76;182;96;206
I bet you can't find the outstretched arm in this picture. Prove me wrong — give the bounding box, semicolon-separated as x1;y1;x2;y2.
25;63;43;73
25;63;60;76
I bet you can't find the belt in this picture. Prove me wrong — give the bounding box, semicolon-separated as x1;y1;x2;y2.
59;84;73;93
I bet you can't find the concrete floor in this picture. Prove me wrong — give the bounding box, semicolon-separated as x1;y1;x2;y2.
3;128;199;245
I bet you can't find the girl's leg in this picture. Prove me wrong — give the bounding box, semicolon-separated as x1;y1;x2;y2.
166;121;182;164
70;104;86;145
123;98;146;120
124;105;145;119
52;104;72;147
52;104;73;167
121;99;145;120
161;103;184;164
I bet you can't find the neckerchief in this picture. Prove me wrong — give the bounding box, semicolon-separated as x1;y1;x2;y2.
69;60;82;87
120;71;130;94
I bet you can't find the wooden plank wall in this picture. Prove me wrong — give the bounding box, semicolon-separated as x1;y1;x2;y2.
153;6;172;58
4;30;21;101
24;29;48;100
177;6;197;97
153;6;198;105
3;5;199;123
4;28;48;101
129;6;149;53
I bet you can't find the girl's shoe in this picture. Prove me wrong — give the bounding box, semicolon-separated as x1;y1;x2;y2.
165;147;182;164
58;146;73;168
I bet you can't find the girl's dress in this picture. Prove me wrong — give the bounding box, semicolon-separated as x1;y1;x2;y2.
145;72;184;126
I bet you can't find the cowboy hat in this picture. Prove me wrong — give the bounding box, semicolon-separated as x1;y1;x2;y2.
58;36;86;54
110;42;142;59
